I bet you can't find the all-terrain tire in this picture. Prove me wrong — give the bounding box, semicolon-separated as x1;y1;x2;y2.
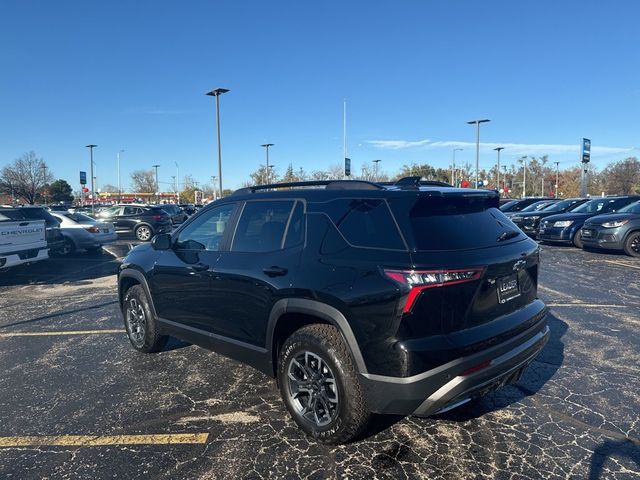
277;324;371;444
122;285;168;353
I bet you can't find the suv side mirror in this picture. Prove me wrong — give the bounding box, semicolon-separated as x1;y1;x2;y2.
151;233;172;250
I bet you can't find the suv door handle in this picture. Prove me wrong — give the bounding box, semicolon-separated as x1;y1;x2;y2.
189;263;209;272
263;266;288;277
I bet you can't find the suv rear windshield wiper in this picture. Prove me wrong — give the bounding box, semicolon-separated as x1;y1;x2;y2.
497;230;521;242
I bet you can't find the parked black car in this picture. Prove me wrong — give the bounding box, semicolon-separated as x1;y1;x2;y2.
581;200;640;257
500;197;556;213
178;204;197;215
1;206;65;253
509;198;589;237
117;178;549;444
158;204;188;225
538;196;640;248
97;205;172;241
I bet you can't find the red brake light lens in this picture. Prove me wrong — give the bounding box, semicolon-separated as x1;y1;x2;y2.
84;226;100;234
384;267;484;313
153;214;163;221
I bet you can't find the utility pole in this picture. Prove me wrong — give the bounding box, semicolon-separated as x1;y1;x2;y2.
85;144;97;215
175;161;180;203
40;164;48;206
493;147;504;191
343;99;348;179
452;148;463;186
260;143;274;184
554;161;560;198
522;156;527;198
152;164;160;204
372;159;381;182
466;119;490;189
117;150;124;203
206;87;230;198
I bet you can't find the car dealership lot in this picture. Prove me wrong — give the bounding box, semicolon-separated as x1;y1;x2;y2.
0;242;638;479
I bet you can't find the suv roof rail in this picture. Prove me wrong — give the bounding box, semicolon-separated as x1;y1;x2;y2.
232;180;385;196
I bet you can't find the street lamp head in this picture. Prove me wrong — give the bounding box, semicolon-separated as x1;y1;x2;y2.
206;88;230;97
152;164;160;168
260;143;274;148
86;144;97;148
493;147;504;152
454;148;464;152
466;119;490;125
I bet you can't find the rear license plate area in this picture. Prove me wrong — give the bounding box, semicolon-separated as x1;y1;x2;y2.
497;273;520;304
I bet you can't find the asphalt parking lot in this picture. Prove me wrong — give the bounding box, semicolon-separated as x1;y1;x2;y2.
0;239;638;479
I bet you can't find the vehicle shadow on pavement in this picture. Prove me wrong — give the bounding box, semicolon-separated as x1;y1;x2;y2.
435;311;567;422
0;253;119;288
161;336;192;352
589;439;640;480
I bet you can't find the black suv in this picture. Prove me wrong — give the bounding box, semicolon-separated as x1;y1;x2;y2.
118;178;549;443
97;205;172;241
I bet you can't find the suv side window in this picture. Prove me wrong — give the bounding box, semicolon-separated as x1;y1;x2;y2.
123;206;138;215
331;199;405;250
175;203;236;251
284;201;305;249
232;201;295;252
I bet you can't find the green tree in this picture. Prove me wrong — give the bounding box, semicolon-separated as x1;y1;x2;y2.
602;157;640;195
48;179;74;203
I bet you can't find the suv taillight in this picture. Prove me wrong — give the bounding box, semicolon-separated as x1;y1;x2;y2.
84;226;100;234
153;214;164;221
384;267;485;313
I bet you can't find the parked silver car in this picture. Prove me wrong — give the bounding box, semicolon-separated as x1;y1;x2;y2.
51;212;117;255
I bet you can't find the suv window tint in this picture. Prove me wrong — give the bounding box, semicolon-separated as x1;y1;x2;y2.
232;201;294;252
398;196;520;251
329;199;404;250
123;206;141;215
284;201;305;249
175;203;236;251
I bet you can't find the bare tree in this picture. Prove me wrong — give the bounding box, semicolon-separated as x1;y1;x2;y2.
130;169;156;193
602;157;640;195
0;151;53;204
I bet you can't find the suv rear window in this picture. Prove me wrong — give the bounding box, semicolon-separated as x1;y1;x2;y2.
399;195;520;251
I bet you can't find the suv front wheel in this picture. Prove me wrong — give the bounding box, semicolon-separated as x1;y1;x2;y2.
123;285;168;353
277;324;371;444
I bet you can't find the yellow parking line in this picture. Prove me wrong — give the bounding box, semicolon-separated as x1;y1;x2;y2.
0;329;124;338
547;303;626;308
0;433;209;447
602;260;640;270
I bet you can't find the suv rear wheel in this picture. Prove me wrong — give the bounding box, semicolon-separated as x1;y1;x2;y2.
623;231;640;257
123;285;168;353
277;324;371;444
134;224;153;241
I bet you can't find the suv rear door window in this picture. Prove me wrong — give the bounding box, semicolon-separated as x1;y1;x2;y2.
328;199;405;250
232;201;295;252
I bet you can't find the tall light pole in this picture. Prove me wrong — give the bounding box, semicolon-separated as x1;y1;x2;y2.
85;144;97;214
117;149;124;203
466;119;490;189
152;164;160;204
40;164;48;206
522;156;528;198
493;147;504;191
206;87;230;198
261;143;274;184
452;148;463;186
555;161;560;198
175;161;180;203
372;159;382;182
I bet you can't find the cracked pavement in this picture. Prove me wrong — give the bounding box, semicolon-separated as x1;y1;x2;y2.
0;240;638;479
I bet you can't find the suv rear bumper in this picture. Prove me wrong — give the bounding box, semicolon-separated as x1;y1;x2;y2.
359;313;549;416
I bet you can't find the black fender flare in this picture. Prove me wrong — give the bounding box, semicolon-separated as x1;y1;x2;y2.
118;268;158;318
266;298;368;374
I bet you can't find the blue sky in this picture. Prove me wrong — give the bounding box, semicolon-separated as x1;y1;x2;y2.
1;0;639;191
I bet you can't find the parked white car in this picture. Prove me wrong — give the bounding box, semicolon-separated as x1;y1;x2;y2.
0;209;49;269
51;211;117;255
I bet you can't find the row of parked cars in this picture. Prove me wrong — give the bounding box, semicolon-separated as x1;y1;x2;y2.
0;203;200;271
501;195;640;257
